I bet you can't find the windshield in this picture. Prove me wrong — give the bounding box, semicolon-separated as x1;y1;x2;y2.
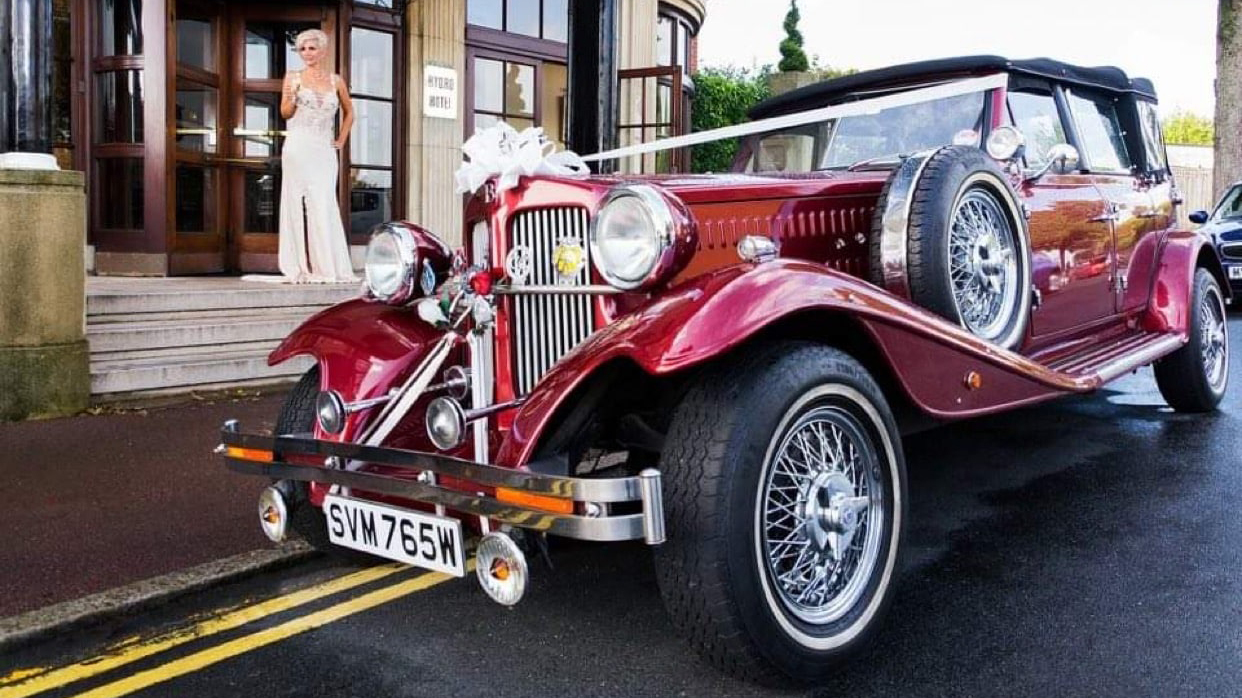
738;89;988;173
1212;185;1242;222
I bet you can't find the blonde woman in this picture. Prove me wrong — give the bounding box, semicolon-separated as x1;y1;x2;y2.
276;28;357;283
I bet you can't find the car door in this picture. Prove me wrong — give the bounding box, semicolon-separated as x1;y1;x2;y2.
1126;99;1176;312
1007;84;1116;339
1064;88;1155;315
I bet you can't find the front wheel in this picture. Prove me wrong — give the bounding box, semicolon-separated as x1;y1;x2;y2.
654;343;906;684
1154;268;1229;412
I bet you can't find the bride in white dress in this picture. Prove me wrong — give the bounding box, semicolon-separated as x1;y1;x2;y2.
275;29;359;283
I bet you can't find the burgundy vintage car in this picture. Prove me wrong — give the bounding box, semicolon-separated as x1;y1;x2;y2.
219;56;1230;683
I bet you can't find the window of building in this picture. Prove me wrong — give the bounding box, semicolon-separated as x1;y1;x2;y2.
349;24;398;237
465;0;568;147
93;0;146;233
467;0;567;41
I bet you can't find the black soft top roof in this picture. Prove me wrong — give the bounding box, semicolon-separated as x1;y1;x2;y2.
749;55;1157;119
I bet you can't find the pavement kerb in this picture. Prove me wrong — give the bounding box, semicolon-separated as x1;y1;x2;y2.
0;541;317;653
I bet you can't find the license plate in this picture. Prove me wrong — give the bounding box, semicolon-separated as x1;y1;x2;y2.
324;494;466;577
1229;265;1242;280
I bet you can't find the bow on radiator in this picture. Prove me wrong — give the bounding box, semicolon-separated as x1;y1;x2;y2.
454;123;590;195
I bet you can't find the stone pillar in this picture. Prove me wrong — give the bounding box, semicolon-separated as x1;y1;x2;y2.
407;0;466;246
0;169;89;420
0;0;56;169
767;71;818;97
567;0;618;172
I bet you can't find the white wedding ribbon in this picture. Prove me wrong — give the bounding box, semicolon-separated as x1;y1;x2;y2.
454;73;1008;192
455;123;590;195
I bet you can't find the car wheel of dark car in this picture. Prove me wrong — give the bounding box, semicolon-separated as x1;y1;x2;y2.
873;145;1032;350
1154;268;1230;412
276;366;378;562
654;342;906;684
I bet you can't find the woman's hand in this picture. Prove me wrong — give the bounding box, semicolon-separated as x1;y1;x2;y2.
279;72;298;119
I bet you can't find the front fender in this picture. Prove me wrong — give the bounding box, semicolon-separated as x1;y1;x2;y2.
495;259;1068;467
270;298;443;421
1143;230;1230;334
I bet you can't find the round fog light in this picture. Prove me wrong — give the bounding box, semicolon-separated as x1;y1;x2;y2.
316;390;347;435
475;531;529;606
258;485;289;542
426;396;466;450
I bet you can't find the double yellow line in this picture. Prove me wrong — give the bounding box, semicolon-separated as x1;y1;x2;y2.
0;561;466;698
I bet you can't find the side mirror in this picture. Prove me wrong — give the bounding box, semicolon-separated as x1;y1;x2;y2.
1045;143;1080;175
1188;210;1209;225
1024;143;1081;184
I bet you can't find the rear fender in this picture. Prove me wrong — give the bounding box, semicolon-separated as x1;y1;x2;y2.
1142;231;1230;334
494;259;1079;467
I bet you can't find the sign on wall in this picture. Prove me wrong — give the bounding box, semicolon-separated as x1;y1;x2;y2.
424;65;458;119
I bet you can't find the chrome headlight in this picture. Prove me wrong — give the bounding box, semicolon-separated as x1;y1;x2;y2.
365;224;419;303
590;185;676;290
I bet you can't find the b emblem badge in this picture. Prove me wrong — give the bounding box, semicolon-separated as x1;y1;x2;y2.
505;245;533;285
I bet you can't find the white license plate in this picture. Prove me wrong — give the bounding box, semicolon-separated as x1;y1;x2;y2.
324;494;465;577
1229;265;1242;280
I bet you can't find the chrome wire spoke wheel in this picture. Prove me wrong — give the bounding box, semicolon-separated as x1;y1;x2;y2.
1199;284;1229;391
760;405;885;625
947;188;1019;340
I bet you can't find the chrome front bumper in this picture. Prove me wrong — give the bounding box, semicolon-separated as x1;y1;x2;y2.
216;421;665;545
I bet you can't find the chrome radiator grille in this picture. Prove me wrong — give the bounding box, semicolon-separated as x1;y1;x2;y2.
509;207;595;395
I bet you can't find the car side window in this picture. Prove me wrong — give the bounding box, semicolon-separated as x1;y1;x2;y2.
1007;90;1067;169
1135;100;1168;172
1066;90;1132;172
1213;185;1242;221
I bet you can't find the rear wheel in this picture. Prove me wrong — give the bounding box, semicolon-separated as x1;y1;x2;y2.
1154;269;1229;412
654;342;906;684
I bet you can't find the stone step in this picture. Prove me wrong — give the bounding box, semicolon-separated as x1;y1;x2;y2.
90;345;314;395
87;311;313;353
90;340;280;367
87;279;359;317
87;305;331;325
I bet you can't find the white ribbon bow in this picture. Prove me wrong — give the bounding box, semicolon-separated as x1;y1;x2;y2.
454;123;590;195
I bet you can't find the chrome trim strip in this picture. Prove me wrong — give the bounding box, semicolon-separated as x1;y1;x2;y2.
224;456;646;542
494;285;623;295
223;427;644;502
877;149;935;300
1094;335;1185;383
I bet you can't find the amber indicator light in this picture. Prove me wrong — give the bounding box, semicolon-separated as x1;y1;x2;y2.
964;371;983;391
225;446;274;462
495;487;574;514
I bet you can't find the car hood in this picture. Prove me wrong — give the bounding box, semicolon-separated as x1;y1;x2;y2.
565;170;891;206
1198;219;1242;242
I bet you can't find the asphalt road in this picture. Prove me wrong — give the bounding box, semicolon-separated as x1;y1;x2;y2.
4;313;1241;698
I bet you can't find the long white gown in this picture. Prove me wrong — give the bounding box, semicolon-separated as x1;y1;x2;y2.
277;73;358;283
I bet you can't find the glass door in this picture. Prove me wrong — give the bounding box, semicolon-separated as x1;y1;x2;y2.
225;5;333;272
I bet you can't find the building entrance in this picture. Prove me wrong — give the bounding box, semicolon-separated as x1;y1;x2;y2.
174;3;336;273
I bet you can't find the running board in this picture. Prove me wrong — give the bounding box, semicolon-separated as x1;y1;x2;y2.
1045;331;1185;383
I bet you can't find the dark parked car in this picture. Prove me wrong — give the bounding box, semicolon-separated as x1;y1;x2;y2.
219;56;1230;684
1190;182;1242;294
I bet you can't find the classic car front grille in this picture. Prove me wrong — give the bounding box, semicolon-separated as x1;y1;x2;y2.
1220;242;1242;261
509;207;595;395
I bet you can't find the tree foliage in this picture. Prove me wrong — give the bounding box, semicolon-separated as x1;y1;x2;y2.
1163;111;1214;146
778;1;809;72
690;67;772;173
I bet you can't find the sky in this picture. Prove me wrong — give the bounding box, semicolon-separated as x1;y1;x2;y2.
696;0;1219;118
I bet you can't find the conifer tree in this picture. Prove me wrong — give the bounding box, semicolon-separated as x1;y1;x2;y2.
778;1;810;72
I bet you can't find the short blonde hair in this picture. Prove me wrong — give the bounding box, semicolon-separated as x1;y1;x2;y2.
295;29;329;51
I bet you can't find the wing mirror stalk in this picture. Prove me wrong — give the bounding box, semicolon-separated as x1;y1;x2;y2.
1024;143;1081;184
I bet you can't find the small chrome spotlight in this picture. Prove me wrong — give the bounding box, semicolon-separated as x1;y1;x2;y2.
257;485;289;542
475;531;529;606
426;396;466;450
316;390;347;435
